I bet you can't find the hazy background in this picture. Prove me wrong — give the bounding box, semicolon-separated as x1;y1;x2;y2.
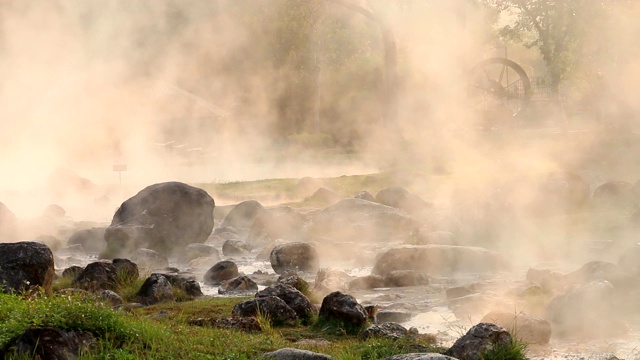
1;0;639;221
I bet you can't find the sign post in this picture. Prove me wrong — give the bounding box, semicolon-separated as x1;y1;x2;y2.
112;164;127;185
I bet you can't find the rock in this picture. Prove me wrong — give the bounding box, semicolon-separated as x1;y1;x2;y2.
445;323;513;360
591;181;636;210
177;243;220;264
481;310;551;345
100;289;124;306
446;285;477;300
112;258;139;283
256;239;289;261
270;242;319;274
218;276;258;295
57;244;86;256
564;260;636;290
375;187;431;217
232;296;298;325
413;230;456;246
62;266;84;279
546;279;625;338
220;200;265;234
305;187;342;205
376;311;412;324
35;235;62;252
306;198;417;243
136;273;175;305
313;268;351;297
204;260;239;285
222;239;251;256
105;182;214;256
162;274;204;297
263;348;333;360
130;248;169;270
9;327;95;360
383;270;429;287
189;316;261;332
0;241;55;293
348;275;385;291
256;284;317;324
381;354;458;360
0;202;17;241
277;274;310;293
318;291;368;329
372;245;508;277
354;191;376;202
71;262;118;292
43;204;66;218
248;206;308;246
67;227;107;253
360;322;409;340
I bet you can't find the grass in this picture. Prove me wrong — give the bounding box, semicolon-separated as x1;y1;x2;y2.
481;339;529;360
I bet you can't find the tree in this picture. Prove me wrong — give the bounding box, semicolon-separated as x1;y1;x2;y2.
483;0;613;97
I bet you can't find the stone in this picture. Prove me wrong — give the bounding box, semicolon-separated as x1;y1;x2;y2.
348;275;385;291
177;243;220;264
372;245;508;277
136;273;175;305
306;198;418;243
446;285;477;300
218;275;258;295
313;268;351;297
71;262;118;292
248;206;308;246
112;258;139;283
9;327;95;360
445;323;513;360
360;322;409;340
162;274;204;297
105;182;214;256
220;200;265;234
354;191;376;202
305;187;342;205
204;260;239;285
318;291;368;329
232;296;298;325
277;274;310;293
270;242;319;274
263;348;333;360
381;354;458;360
383;270;430;287
222;239;251;256
256;284;317;324
130;248;169;270
0;241;55;293
66;227;107;253
100;289;124;306
62;266;84;279
481;310;551;345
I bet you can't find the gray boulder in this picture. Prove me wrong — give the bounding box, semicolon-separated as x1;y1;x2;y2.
263;348;332;360
270;242;319;274
220;200;265;234
9;327;95;360
256;284;317;324
445;323;512;360
67;227;107;253
218;276;258;295
372;245;508;276
71;262;118;292
232;296;298;325
0;241;55;293
178;243;220;264
204;260;239;285
348;275;385;291
222;239;251;256
136;273;175;305
319;291;368;329
360;322;409;340
104;182;214;256
130;248;169;270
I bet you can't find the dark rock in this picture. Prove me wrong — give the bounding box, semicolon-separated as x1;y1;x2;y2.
0;241;55;293
10;327;95;360
376;311;412;324
71;262;118;292
220;200;265;233
306;198;417;243
319;291;368;329
100;289;124;306
67;227;107;253
445;323;512;360
130;248;169;270
277;274;310;293
218;275;258;295
270;242;319;274
162;273;204;297
263;348;333;360
372;245;508;277
112;258;139;283
232;296;298;325
105;182;214;256
348;275;385;291
360;322;409;340
222;239;251;256
204;260;239;285
62;266;84;279
384;270;429;287
136;273;175;305
256;284;317;324
481;310;551;345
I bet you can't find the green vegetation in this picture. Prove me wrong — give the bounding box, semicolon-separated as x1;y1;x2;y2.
481;338;528;360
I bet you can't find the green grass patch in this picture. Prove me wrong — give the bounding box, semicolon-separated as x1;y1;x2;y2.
481;338;528;360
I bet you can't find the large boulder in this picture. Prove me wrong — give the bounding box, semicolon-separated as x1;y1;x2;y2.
232;296;298;325
104;182;214;256
444;323;513;360
318;291;368;330
177;243;220;265
305;198;418;243
71;262;118;292
130;248;169;270
375;187;432;217
256;284;317;324
220;200;265;235
247;206;308;245
203;260;239;285
360;322;410;340
67;227;107;253
136;273;175;305
270;242;319;274
0;241;55;293
372;245;508;276
8;327;95;360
